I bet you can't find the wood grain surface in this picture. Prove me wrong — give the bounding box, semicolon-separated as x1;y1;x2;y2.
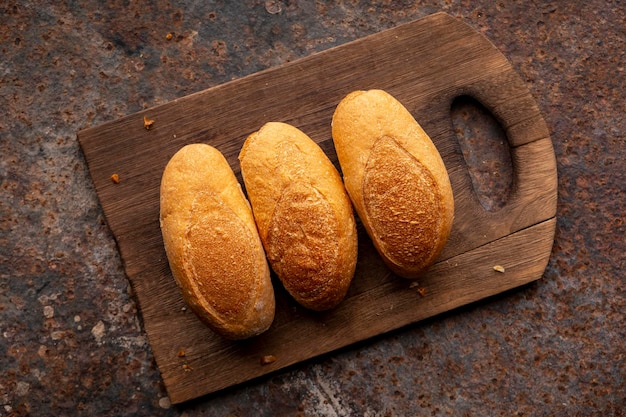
78;12;557;404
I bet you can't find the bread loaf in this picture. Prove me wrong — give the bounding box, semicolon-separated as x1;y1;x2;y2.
331;89;454;278
160;144;275;339
239;122;358;311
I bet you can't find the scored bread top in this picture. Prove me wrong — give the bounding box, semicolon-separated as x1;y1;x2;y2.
332;90;454;278
160;144;274;339
239;122;357;310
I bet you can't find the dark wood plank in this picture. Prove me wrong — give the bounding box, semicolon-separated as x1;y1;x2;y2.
78;12;557;404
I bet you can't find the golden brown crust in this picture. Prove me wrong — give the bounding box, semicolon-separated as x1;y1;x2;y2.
332;90;454;278
160;144;275;339
239;122;358;311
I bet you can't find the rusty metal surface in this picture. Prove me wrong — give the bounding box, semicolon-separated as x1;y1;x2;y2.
1;1;624;415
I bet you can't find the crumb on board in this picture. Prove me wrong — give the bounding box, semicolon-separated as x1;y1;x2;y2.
493;265;506;273
166;32;173;40
417;287;427;297
409;281;420;289
143;115;155;130
110;173;120;184
182;364;193;372
260;355;276;365
177;349;186;358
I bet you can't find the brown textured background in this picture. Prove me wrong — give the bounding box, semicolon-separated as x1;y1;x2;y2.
1;1;624;416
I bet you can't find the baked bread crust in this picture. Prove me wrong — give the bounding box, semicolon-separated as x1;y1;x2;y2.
332;89;454;278
239;122;358;311
160;144;275;339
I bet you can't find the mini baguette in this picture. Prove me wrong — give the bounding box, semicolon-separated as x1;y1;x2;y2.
160;144;275;339
239;122;358;311
332;89;454;278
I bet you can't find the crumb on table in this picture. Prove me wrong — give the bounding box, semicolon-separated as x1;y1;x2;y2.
143;115;155;130
260;355;276;365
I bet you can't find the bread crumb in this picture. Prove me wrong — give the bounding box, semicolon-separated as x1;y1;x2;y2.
143;115;155;130
158;396;171;409
493;265;506;273
260;355;276;365
409;281;420;289
182;364;193;372
166;32;173;40
110;173;120;184
417;287;427;297
177;349;186;358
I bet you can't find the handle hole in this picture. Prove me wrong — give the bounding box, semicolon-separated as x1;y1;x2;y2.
451;95;513;212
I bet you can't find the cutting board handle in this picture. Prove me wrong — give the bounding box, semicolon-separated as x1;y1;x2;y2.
411;14;558;256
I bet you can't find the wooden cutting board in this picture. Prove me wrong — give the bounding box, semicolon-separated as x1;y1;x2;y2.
78;12;557;404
